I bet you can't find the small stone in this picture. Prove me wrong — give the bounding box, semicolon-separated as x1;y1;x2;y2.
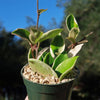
33;78;39;83
50;81;56;84
55;78;60;83
27;68;30;72
61;79;71;83
43;77;50;84
40;79;43;83
24;74;29;79
51;76;55;80
43;80;49;84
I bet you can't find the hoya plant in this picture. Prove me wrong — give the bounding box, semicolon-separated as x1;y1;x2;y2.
12;14;91;81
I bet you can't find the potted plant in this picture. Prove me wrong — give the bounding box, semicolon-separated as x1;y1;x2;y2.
12;1;92;100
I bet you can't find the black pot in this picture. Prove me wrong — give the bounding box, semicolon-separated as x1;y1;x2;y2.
21;65;79;100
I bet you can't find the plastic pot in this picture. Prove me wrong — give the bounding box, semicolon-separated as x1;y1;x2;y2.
21;65;79;100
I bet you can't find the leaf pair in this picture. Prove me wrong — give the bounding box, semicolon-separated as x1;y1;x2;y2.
66;14;80;44
55;56;79;80
66;14;92;57
12;28;63;45
51;51;78;80
12;28;42;44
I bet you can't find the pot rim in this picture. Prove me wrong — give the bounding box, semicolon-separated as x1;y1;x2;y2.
21;64;79;86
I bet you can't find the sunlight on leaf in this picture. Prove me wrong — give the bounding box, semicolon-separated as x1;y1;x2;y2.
38;29;63;42
55;56;79;78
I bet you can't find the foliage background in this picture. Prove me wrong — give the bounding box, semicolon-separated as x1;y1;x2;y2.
57;0;100;99
0;0;100;100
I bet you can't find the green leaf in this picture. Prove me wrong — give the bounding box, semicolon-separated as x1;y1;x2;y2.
50;35;65;58
29;28;43;44
68;27;80;39
55;56;79;78
12;28;30;42
52;52;68;70
43;52;54;66
38;9;47;15
60;68;79;81
38;29;63;42
66;14;79;31
28;59;58;78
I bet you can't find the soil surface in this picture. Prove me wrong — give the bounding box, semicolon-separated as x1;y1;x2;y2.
23;65;73;85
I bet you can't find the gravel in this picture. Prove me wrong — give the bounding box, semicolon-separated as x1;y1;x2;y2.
23;65;73;85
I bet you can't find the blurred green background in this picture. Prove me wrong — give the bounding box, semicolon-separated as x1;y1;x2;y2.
0;0;100;100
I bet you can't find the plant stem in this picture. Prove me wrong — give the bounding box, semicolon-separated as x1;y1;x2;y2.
31;44;34;58
35;0;40;58
36;0;39;30
79;32;93;42
31;0;40;59
37;42;40;56
67;32;93;50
